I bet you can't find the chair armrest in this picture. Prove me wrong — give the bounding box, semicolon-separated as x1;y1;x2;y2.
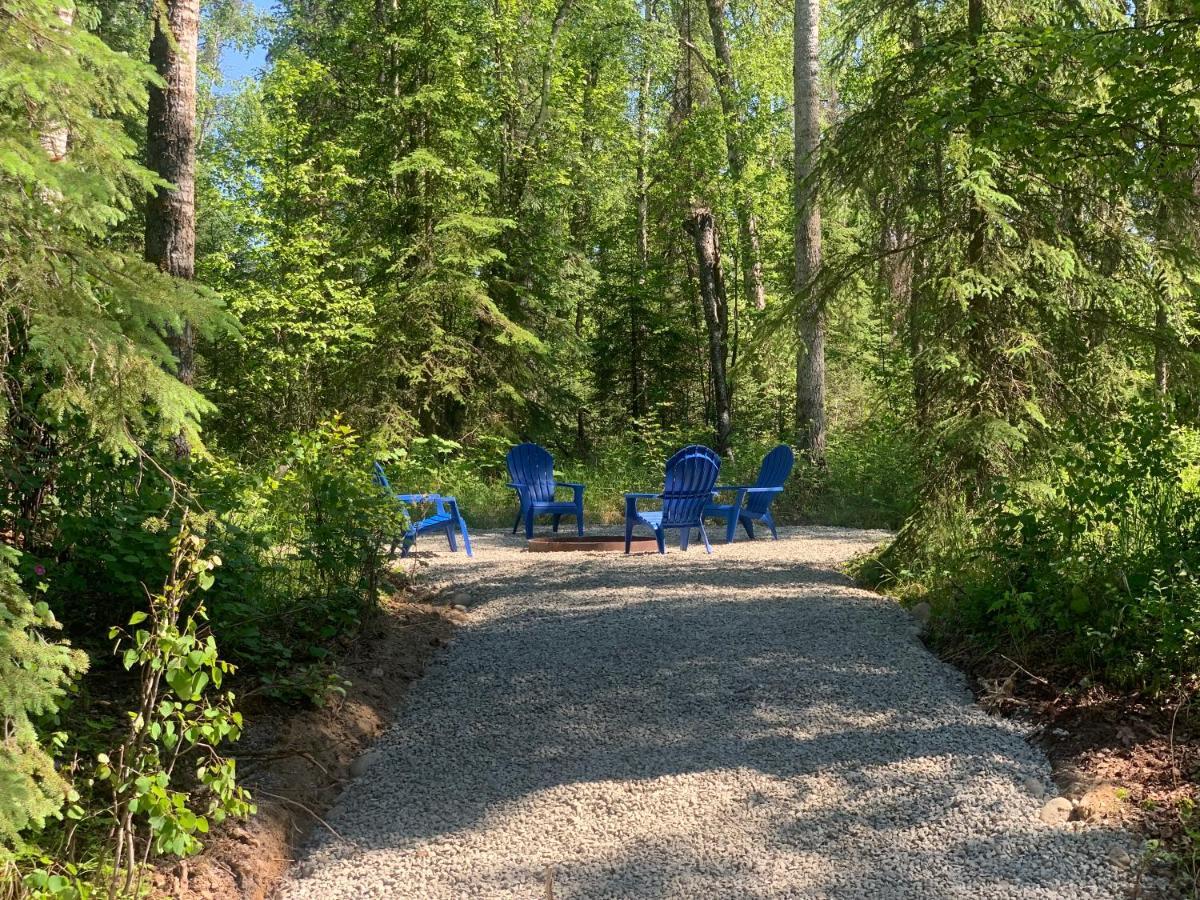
708;487;748;509
744;486;784;494
624;492;660;517
557;481;585;501
395;492;441;504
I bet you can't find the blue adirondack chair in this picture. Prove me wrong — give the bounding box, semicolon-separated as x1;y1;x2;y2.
703;444;794;543
506;443;585;539
624;444;721;554
373;462;472;558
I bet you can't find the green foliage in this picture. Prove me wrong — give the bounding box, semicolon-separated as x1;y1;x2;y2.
202;418;402;691
862;404;1200;692
7;0;1200;891
98;518;253;895
0;546;87;865
0;0;231;458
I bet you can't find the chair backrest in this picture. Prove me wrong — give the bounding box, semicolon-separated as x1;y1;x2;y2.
748;444;795;514
506;443;556;503
372;461;393;492
661;444;721;526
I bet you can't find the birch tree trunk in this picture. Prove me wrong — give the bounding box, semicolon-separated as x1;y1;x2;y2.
145;0;201;459
794;0;825;461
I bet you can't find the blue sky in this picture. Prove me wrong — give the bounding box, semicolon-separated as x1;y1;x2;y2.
218;0;272;85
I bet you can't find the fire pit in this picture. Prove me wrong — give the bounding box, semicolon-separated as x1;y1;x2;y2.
526;535;659;553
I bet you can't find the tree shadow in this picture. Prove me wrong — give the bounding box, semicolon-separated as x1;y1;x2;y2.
286;534;1135;898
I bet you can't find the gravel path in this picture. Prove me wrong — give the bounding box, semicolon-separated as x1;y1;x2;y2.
278;527;1139;899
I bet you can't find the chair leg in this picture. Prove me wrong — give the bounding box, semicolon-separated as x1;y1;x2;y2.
576;504;584;536
699;523;713;554
525;506;535;539
680;527;691;551
741;515;756;540
655;527;666;555
512;506;522;534
764;511;779;540
459;517;473;557
446;524;458;553
725;513;738;544
624;515;634;554
552;514;561;533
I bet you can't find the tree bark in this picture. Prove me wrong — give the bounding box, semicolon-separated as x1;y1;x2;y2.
966;0;985;271
630;2;654;422
702;0;765;311
37;7;75;163
685;205;732;456
794;0;825;461
145;0;201;459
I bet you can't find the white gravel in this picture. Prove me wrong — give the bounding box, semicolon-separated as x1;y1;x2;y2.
278;527;1140;899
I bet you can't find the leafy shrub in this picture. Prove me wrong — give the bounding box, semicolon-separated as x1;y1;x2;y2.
97;519;253;897
865;402;1200;692
204;417;402;688
36;454;177;638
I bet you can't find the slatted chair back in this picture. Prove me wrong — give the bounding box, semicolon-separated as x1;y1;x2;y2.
661;445;721;526
747;444;795;514
506;443;557;503
372;461;393;492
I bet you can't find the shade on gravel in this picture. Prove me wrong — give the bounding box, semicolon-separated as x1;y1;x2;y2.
278;527;1139;899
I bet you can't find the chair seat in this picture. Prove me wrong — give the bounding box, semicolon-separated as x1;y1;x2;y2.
633;510;694;529
374;461;473;558
411;512;454;533
703;501;738;517
528;500;581;514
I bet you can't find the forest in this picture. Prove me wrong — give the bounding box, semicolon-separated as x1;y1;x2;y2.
3;0;1200;894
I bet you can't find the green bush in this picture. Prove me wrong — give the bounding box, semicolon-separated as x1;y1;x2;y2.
863;403;1200;692
203;417;403;690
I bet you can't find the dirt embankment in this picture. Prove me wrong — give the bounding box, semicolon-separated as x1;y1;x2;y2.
155;588;463;900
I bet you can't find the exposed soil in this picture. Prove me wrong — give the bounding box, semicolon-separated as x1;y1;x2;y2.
939;642;1200;897
152;579;462;900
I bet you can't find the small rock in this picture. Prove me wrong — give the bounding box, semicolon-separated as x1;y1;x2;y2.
909;602;931;627
1039;797;1073;825
451;604;467;613
1107;846;1132;868
349;750;381;778
1022;777;1047;799
369;666;384;678
1074;783;1124;822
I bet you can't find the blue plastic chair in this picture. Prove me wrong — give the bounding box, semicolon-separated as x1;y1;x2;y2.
373;462;472;557
703;444;794;543
506;443;585;539
624;445;721;554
